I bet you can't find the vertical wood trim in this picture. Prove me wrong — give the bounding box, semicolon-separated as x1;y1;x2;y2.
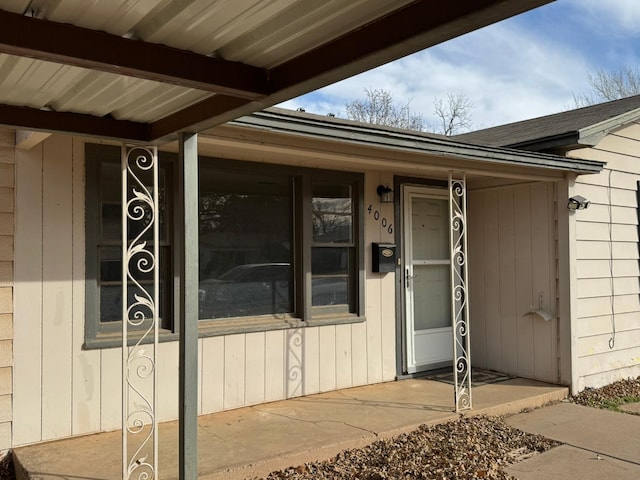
41;135;73;440
13;144;43;445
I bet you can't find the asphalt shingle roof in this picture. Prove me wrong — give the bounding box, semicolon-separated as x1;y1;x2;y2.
453;94;640;148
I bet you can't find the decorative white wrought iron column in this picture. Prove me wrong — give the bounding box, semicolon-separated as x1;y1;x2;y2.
449;172;472;412
122;145;159;480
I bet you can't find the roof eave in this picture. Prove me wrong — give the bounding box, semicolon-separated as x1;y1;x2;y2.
224;110;604;174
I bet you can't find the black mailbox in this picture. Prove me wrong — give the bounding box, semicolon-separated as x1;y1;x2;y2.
372;243;396;273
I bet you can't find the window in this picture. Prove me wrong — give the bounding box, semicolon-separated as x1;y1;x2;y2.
198;168;293;319
85;145;174;343
197;160;363;323
311;183;355;312
86;145;363;346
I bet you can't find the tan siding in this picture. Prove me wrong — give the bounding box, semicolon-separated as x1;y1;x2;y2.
245;332;266;405
350;321;368;387
264;330;285;402
200;336;224;413
11;139;397;446
13;143;42;446
0;149;11;413
71;137;101;436
468;183;557;382
318;325;337;392
335;324;353;389
569;123;640;389
302;326;320;395
363;172;383;383
468;186;486;367
41;136;74;441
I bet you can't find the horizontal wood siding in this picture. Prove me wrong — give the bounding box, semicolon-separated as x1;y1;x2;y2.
11;138;396;446
468;183;557;383
0;138;13;449
570;121;640;390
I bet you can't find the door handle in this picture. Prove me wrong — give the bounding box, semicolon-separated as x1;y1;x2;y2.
405;268;418;287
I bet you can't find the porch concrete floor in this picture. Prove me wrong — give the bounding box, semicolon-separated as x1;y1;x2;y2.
13;377;568;480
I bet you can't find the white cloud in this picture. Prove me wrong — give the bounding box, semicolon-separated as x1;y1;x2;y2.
566;0;640;34
279;1;640;131
282;19;592;130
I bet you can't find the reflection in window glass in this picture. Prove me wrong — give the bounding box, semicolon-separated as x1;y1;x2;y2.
198;169;293;319
311;182;354;309
312;184;352;243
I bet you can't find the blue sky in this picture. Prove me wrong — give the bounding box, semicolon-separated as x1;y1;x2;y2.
279;0;640;132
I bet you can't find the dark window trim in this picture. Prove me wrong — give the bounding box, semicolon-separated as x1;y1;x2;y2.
85;146;365;349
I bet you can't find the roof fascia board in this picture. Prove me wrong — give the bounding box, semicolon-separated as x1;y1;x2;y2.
0;8;269;99
504;132;582;152
577;106;640;146
198;132;570;183
227;111;604;174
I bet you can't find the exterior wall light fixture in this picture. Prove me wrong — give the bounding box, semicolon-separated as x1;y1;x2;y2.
377;184;394;203
567;195;590;211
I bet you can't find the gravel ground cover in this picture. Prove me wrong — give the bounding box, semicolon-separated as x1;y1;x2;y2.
570;376;640;413
260;416;560;480
262;375;640;480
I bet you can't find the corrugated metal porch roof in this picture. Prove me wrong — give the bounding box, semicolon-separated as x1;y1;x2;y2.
0;0;554;142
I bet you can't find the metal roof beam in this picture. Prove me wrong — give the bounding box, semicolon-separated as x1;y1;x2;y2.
0;104;149;142
269;0;554;94
0;9;269;99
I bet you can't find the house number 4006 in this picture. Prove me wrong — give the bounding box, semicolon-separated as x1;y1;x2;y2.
368;204;393;234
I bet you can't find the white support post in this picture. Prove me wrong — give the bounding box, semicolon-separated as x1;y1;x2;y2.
122;145;159;479
449;172;472;411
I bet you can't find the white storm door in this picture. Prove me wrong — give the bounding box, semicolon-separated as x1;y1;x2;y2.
404;187;452;373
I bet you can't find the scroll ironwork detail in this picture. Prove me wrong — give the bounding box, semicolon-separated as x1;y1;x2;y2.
449;173;472;412
122;145;159;479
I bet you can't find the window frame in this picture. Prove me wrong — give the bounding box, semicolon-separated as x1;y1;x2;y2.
84;144;178;348
85;147;365;349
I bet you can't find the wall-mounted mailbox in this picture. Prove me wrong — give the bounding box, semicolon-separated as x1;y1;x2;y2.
372;243;396;273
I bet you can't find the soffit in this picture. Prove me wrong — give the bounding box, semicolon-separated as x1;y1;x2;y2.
0;0;554;143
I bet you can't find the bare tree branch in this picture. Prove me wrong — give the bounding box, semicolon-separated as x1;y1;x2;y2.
432;93;473;135
574;66;640;107
345;88;424;131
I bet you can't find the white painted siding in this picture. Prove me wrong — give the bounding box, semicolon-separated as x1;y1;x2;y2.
468;183;558;383
569;121;640;390
11;136;397;446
